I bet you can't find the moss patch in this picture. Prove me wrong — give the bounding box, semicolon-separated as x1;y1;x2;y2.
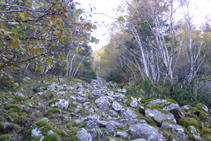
179;117;200;130
42;134;61;141
36;120;53;135
7;112;27;124
44;108;61;116
0;134;10;141
5;104;21;113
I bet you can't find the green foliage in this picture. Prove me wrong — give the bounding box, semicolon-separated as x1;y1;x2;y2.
106;70;125;83
0;0;95;86
84;70;97;83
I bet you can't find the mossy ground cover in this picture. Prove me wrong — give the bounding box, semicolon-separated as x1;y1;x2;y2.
36;120;53;135
5;104;21;113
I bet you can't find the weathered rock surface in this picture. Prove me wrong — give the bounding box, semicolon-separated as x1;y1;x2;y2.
77;128;92;141
129;123;166;140
161;122;188;140
145;109;176;125
112;101;123;112
95;96;110;111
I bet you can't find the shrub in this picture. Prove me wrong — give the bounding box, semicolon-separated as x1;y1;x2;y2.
84;70;97;83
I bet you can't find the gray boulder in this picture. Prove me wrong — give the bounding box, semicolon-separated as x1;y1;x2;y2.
93;90;101;97
161;122;188;140
85;120;99;130
112;101;123;112
66;87;74;91
145;109;176;125
95;96;110;111
76;96;86;103
77;128;92;141
119;119;139;125
122;108;138;119
116;131;131;139
108;110;118;116
84;83;93;90
129;123;165;140
107;91;114;97
130;97;138;108
90;128;103;141
105;121;123;134
163;103;185;122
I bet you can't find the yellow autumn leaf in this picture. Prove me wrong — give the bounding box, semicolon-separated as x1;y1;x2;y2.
48;60;53;66
14;82;19;87
20;64;25;68
62;38;68;45
59;56;62;62
11;41;19;50
34;47;41;55
61;32;66;38
39;67;43;72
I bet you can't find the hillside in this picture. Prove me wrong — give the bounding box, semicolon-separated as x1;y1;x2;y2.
0;76;211;141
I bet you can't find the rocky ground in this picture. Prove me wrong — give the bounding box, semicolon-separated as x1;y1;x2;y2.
0;76;211;141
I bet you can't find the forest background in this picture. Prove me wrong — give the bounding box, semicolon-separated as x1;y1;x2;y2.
1;0;211;108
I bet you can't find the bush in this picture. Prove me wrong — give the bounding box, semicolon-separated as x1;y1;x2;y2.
106;71;124;83
84;70;97;83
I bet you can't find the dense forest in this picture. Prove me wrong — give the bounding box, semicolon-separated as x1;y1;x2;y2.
93;0;211;107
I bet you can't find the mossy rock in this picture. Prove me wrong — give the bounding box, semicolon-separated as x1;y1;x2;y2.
179;117;200;130
42;134;61;141
143;98;157;106
7;112;27;124
187;126;200;140
163;131;176;140
195;103;204;110
5;104;21;113
36;120;53;135
48;100;59;106
150;102;163;109
166;99;178;104
44;108;61;117
199;111;210;121
15;96;26;101
0;134;10;141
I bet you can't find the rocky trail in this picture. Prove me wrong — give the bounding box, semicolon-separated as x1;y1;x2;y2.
0;76;211;141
